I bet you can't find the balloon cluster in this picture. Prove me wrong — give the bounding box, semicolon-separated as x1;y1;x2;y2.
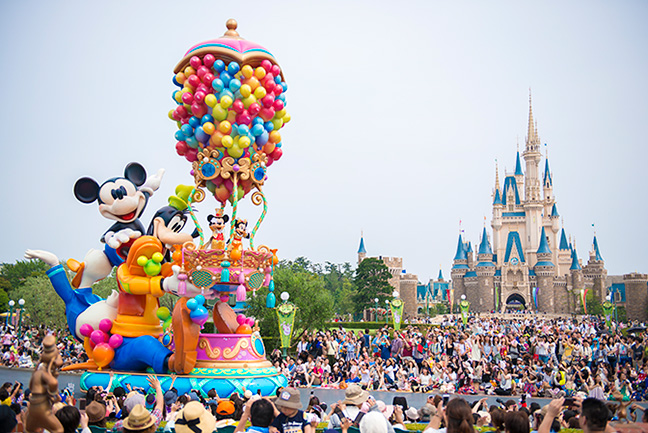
169;56;289;204
80;319;123;370
187;295;209;327
235;313;255;334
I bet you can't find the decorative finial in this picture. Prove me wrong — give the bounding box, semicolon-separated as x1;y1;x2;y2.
561;217;564;228
592;223;596;236
545;143;548;159
516;137;519;152
224;19;241;38
495;160;500;190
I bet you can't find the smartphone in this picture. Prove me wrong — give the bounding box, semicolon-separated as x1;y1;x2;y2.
354;411;365;426
443;394;450;406
333;406;344;417
564;398;574;407
79;399;87;411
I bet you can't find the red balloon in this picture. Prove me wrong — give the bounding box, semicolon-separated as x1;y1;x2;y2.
197;66;210;79
176;141;188;156
261;95;275;107
185;148;199;162
194;91;206;104
182;92;194;105
176;106;188;118
203;54;215;68
259;107;275;122
273;100;284;111
236;112;251;125
261;60;272;71
248;103;261;116
202;73;215;85
272;148;283;161
188;74;201;88
232;99;244;114
191;103;207;117
271;65;281;76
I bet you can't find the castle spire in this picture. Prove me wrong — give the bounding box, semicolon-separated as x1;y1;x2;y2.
454;234;467;261
559;228;569;250
593;235;603;261
358;232;366;254
570;245;582;270
537;226;552;254
515;151;523;176
544;149;553;187
478;226;493;255
438;269;444;280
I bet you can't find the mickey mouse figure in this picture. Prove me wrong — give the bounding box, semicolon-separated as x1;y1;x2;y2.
204;209;229;251
74;162;164;260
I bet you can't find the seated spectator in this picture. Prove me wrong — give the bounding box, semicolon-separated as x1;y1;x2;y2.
235;397;275;433
175;401;217;433
123;404;157;433
86;400;108;433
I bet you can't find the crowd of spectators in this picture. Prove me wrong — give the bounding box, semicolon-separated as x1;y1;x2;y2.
272;315;648;403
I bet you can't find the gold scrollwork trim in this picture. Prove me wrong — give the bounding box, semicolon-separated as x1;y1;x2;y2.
223;338;250;359
198;338;222;359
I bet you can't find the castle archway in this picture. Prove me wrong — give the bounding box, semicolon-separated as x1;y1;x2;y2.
505;293;526;310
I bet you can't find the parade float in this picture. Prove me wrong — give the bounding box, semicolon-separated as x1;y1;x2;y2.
26;19;289;397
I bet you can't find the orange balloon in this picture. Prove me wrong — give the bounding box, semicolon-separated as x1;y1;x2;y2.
92;343;114;370
263;143;276;154
236;324;253;334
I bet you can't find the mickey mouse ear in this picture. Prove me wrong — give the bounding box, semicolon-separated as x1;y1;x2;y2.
74;177;100;203
124;162;147;186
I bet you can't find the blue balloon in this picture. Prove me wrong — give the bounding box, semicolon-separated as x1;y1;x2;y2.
219;72;232;87
212;78;224;93
195;127;210;143
277;94;286;103
195;295;206;306
213;59;225;73
181;124;194;136
201;114;214;125
227;62;240;75
185;136;199;149
219;89;235;101
172;76;183;88
256;131;269;146
264;121;274;132
276;142;282;148
251;124;265;137
238;124;250;136
186;298;198;311
174;130;186;141
189;116;201;128
274;75;282;84
229;79;241;93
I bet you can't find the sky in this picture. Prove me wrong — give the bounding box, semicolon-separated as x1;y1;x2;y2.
1;1;647;283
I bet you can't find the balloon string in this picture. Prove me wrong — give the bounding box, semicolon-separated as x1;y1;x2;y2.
249;192;267;250
227;175;239;248
187;188;204;248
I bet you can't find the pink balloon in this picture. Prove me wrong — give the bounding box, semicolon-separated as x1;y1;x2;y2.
90;330;106;345
99;319;113;334
108;334;123;349
236;314;246;325
246;317;255;327
80;324;93;338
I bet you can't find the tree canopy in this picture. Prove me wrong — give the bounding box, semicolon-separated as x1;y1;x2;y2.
352;258;393;314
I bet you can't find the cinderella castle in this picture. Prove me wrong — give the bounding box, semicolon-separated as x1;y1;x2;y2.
451;98;648;319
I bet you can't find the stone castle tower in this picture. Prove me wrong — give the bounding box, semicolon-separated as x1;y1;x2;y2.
451;96;648;320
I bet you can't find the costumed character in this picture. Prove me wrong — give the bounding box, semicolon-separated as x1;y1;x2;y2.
70;162;164;288
228;219;249;264
204;209;229;250
25;334;64;433
24;250;118;342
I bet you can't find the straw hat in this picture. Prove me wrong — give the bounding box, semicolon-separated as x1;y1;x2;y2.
275;387;302;410
341;384;369;406
175;401;217;433
123;404;155;431
405;407;420;420
86;401;106;423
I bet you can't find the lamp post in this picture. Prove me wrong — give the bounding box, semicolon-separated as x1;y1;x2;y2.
374;298;378;322
6;300;15;328
17;299;25;337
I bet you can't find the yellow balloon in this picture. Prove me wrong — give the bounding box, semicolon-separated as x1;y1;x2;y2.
203;122;215;135
283;113;291;124
240;84;252;98
218;121;232;134
220;95;233;109
254;67;266;79
269;131;281;143
242;95;257;109
175;72;186;85
254;86;266;99
168;110;175;120
222;135;234;148
239;136;251;148
213;105;228;121
271;118;283;130
241;65;254;79
184;66;196;76
205;94;217;108
247;77;260;90
174;92;183;104
229;145;244;158
227;110;237;123
276;108;287;118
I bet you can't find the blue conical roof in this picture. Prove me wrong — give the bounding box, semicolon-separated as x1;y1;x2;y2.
515;152;524;176
493;188;503;205
593;236;603;261
358;236;366;254
454;235;467;261
570;247;581;270
544;158;552;187
559;228;569;250
478;227;493;255
551;203;559;217
437;269;444;280
466;241;473;253
537;227;552;255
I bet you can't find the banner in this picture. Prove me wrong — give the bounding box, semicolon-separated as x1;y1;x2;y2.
532;287;539;312
580;288;589;315
602;300;614;330
390;298;404;330
459;299;470;326
276;302;297;349
494;286;499;311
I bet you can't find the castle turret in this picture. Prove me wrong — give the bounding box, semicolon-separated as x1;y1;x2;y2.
451;234;469;299
623;273;648;321
534;226;555;312
476;227;496;311
358;233;367;264
585;235;607;300
492;162;503;258
569;246;585;313
557;227;571;276
466;241;475;269
523;94;543;264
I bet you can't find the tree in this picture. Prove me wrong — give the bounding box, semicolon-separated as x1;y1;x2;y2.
0;260;49;293
245;260;334;348
321;262;356;315
352;258;393;314
0;278;10;312
11;274;67;329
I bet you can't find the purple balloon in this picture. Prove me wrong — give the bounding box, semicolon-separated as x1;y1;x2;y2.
99;319;113;334
90;330;106;345
108;334;123;349
80;324;94;338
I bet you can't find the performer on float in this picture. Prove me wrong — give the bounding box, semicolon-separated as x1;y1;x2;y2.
228;219;250;264
204;209;229;250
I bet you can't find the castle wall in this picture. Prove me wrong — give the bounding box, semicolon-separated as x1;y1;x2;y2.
536;273;554;313
399;273;419;318
477;275;495;312
623;273;648;322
